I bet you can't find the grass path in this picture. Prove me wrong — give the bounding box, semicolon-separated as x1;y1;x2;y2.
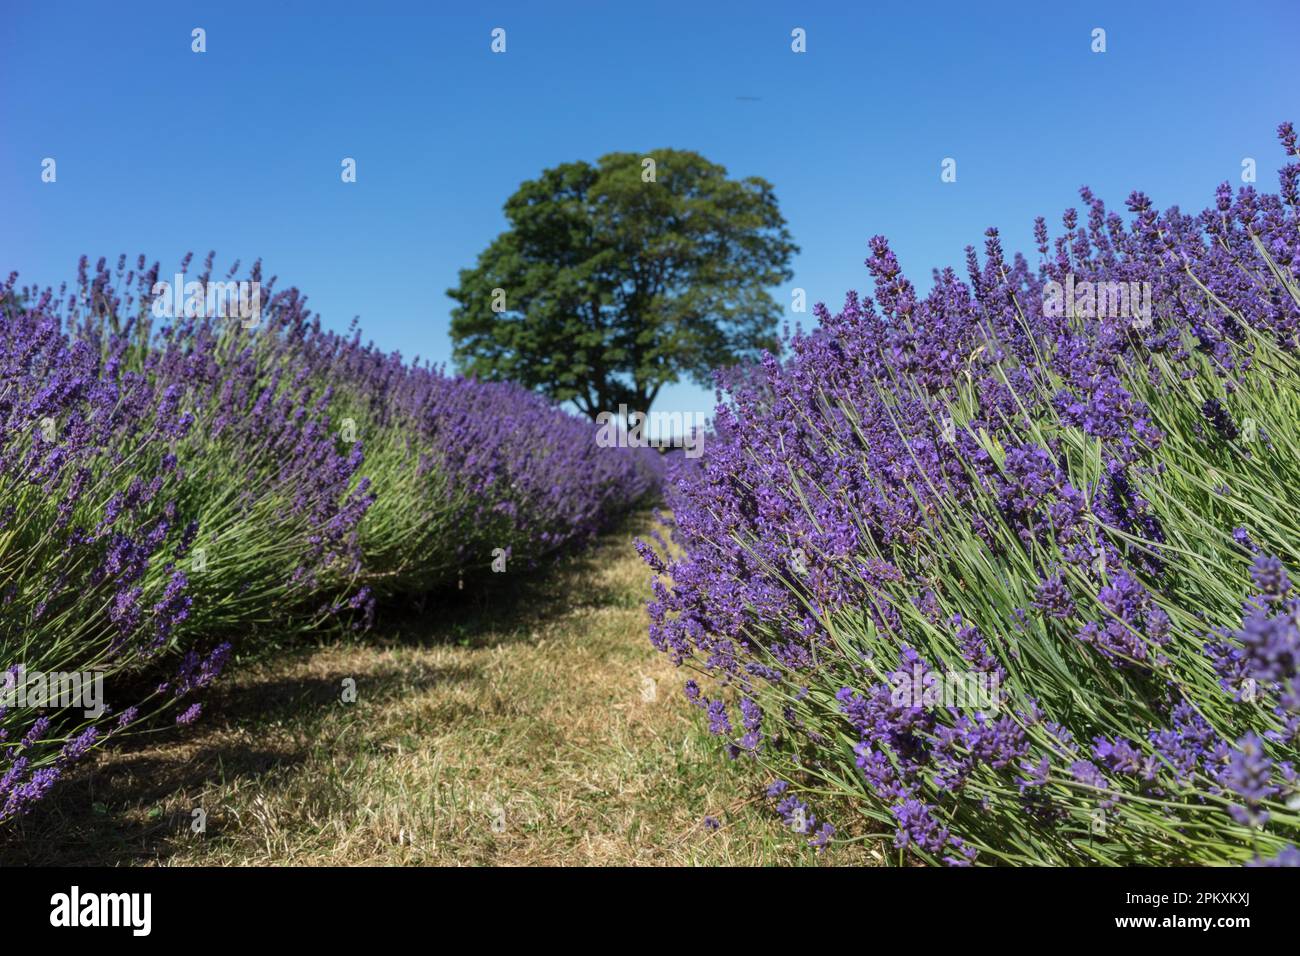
2;511;860;865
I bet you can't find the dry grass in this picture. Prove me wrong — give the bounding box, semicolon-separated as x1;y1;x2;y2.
1;511;873;866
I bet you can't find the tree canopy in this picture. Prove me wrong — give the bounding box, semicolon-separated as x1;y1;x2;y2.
447;149;798;418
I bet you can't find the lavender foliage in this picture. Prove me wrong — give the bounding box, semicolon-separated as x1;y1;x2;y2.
643;123;1300;865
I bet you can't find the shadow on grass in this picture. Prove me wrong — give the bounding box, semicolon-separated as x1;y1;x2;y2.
0;661;477;865
374;507;655;647
0;509;654;866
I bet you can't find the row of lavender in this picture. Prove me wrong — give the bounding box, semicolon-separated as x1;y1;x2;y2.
643;123;1300;864
0;257;656;824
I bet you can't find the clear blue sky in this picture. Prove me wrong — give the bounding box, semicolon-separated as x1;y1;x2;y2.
3;0;1297;419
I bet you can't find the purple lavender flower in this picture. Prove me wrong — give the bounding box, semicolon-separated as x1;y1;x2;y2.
1223;732;1277;827
1248;845;1300;866
1034;575;1076;620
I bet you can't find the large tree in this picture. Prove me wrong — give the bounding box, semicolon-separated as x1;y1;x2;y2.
447;149;798;418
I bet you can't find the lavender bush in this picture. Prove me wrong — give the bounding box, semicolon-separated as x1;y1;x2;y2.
0;254;654;825
277;308;661;598
643;123;1300;865
1;262;232;820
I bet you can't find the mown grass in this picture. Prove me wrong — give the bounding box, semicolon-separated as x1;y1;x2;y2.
0;511;875;866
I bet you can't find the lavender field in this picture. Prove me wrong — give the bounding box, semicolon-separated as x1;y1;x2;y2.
7;130;1300;873
3;5;1300;933
641;127;1300;867
0;256;658;823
